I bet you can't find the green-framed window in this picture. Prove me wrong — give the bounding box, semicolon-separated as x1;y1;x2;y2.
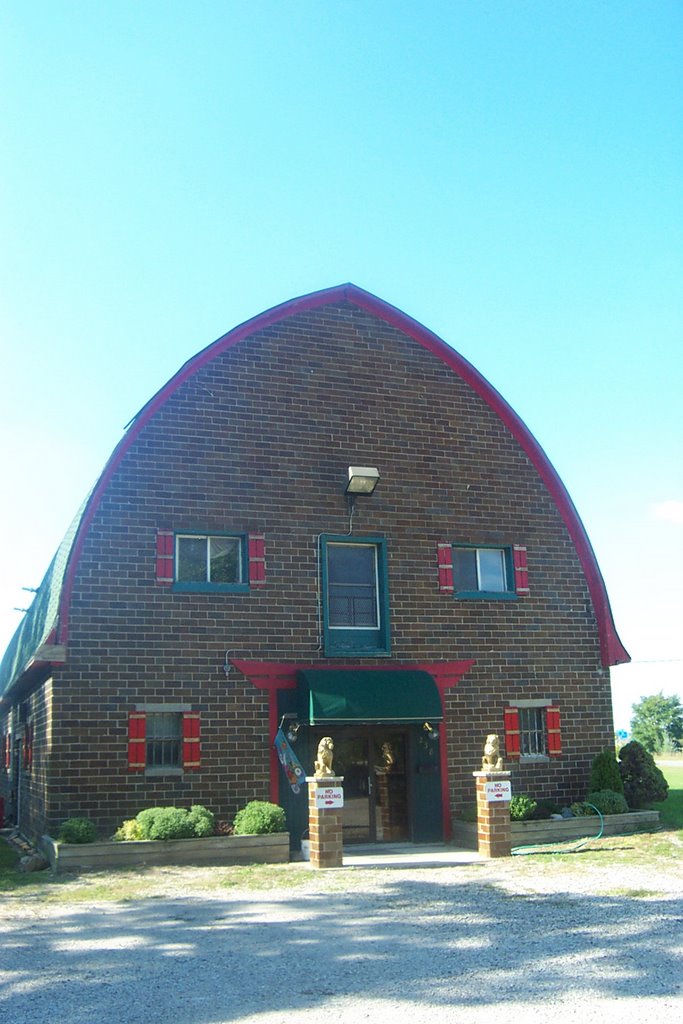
453;544;516;600
174;533;248;593
320;535;390;656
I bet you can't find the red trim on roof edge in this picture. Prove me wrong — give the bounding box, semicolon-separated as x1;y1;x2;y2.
57;284;629;667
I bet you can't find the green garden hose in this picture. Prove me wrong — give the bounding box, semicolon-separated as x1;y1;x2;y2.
511;803;604;856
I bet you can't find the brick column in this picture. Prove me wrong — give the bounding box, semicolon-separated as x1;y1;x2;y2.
474;771;512;858
306;776;344;868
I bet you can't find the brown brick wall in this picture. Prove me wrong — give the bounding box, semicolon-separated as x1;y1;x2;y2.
1;679;53;840
40;301;613;835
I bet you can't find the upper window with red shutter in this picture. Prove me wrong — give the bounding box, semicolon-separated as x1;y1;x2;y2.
156;531;265;592
450;544;529;600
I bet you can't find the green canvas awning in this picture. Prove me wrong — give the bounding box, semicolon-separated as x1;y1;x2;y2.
297;669;442;725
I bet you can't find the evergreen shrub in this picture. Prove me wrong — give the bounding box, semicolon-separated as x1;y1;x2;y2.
589;750;624;795
586;790;629;815
618;740;669;807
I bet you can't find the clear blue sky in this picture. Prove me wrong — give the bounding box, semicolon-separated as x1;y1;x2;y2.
1;2;681;731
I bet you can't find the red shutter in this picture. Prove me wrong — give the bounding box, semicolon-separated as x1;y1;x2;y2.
503;706;521;759
248;533;266;586
156;529;174;585
437;543;454;593
128;711;146;770
22;723;33;771
513;545;529;595
546;706;562;756
182;712;201;770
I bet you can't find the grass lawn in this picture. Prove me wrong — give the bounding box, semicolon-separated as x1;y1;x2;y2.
652;762;683;831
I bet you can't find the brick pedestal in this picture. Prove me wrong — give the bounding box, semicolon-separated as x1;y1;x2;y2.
474;771;512;858
306;776;344;869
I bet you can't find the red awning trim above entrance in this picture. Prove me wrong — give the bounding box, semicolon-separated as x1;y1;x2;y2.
230;659;476;694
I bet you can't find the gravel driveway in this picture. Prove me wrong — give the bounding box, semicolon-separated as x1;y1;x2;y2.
2;846;682;1024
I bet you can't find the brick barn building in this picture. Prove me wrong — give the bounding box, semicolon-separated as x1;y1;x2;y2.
0;284;629;846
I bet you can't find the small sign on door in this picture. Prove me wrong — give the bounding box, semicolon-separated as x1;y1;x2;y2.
315;786;344;809
484;780;511;803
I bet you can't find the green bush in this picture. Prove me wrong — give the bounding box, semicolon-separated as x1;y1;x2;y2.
58;817;97;844
589;750;624;795
146;807;195;841
618;740;669;807
132;805;216;841
188;805;215;838
530;798;561;820
112;819;143;841
233;800;287;835
509;795;537;821
586;789;629;815
135;807;167;840
570;801;597;817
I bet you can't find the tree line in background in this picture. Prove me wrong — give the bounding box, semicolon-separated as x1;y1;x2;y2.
629;692;683;753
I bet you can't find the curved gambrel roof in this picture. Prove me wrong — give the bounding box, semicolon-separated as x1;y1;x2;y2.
1;284;628;698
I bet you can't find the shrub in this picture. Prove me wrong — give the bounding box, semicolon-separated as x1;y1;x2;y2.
188;805;215;838
509;795;537;821
570;801;597;817
619;740;669;807
233;800;287;835
589;750;624;795
530;798;561;820
586;789;629;815
146;807;195;841
112;819;143;842
58;817;97;844
132;805;216;841
136;807;167;840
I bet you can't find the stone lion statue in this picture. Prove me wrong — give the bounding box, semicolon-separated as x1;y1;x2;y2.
482;733;504;772
314;736;335;778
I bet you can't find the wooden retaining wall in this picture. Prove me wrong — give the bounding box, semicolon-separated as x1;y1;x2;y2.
41;832;290;873
451;811;660;850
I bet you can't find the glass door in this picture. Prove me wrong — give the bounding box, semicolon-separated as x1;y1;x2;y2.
371;731;408;842
314;727;410;843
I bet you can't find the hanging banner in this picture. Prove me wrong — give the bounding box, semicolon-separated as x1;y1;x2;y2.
274;728;306;795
